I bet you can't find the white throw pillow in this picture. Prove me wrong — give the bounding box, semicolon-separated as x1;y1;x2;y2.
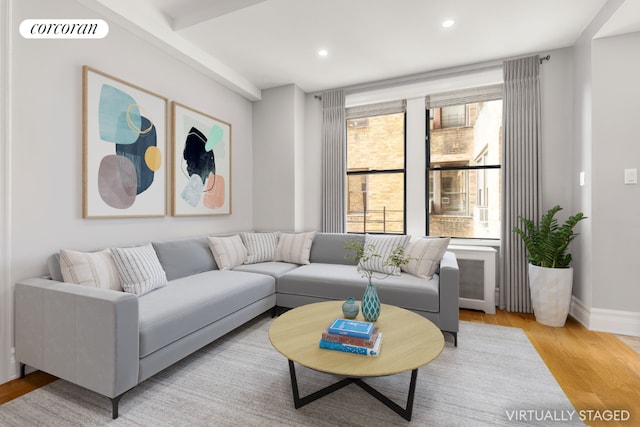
111;243;168;296
240;232;279;264
59;248;122;291
359;234;411;276
401;237;451;280
274;231;316;265
208;235;248;270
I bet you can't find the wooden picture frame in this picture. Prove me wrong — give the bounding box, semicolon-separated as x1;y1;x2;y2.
82;66;168;218
171;102;232;216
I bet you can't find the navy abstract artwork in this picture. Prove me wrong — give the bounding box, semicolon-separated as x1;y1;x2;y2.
172;102;231;216
183;127;216;184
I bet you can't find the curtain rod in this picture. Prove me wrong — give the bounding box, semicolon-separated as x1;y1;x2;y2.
315;54;550;100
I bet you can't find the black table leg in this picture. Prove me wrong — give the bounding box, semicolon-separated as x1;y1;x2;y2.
354;369;418;421
287;360;419;421
288;360;354;408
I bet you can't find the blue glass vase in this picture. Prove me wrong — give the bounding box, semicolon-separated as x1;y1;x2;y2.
342;297;359;319
361;283;381;322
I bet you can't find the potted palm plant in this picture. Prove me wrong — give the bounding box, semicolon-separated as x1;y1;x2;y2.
513;205;586;326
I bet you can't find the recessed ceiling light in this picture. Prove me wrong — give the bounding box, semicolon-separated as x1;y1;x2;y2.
442;19;455;28
318;49;328;57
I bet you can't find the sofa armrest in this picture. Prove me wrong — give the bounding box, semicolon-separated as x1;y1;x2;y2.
15;278;139;398
438;251;460;333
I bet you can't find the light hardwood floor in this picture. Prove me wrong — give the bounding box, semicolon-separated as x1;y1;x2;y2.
460;309;640;427
1;309;639;426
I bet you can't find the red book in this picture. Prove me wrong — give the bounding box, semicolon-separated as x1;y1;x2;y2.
321;327;379;348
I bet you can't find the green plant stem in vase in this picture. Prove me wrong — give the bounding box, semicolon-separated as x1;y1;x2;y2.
345;239;413;322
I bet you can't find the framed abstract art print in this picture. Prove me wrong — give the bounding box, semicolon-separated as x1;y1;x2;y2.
171;102;232;216
82;66;168;218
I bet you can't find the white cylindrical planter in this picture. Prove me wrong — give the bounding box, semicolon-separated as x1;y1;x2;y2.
528;264;573;327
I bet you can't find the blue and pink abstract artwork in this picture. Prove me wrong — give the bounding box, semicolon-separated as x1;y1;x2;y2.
83;66;167;218
97;84;161;209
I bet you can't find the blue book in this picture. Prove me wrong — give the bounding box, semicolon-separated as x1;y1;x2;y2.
327;318;375;339
319;333;382;357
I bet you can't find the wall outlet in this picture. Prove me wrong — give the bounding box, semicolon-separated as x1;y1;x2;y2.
624;168;637;185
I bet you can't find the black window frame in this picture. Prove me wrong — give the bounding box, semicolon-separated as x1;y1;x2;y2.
346;112;407;235
425;107;501;238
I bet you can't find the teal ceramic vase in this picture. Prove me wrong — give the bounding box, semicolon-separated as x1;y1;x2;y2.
342;297;359;319
361;283;381;322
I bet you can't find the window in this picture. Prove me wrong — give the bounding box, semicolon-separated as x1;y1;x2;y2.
346;109;405;234
441;105;468;128
427;99;502;238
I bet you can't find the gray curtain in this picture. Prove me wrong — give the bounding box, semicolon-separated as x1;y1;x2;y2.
321;89;346;232
501;55;542;313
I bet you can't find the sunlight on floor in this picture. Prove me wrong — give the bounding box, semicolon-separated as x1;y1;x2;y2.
615;334;640;355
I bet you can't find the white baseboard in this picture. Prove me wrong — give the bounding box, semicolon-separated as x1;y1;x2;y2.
8;346;18;381
569;296;591;328
570;296;640;337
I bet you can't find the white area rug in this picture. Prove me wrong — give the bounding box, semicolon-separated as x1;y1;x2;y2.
0;316;583;426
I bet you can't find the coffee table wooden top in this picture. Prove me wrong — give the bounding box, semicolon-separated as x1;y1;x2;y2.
269;301;444;378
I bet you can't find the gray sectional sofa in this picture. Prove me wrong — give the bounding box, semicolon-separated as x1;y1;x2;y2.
14;232;459;419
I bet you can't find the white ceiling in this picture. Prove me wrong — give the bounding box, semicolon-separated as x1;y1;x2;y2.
91;0;640;98
596;0;640;38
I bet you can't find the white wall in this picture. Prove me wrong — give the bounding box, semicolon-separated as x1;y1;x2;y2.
570;0;621;316
569;0;640;336
302;94;322;231
293;86;306;229
1;0;254;382
0;0;13;385
539;49;575;212
592;31;640;313
252;84;308;232
571;28;594;310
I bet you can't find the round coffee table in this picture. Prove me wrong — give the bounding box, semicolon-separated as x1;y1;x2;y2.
269;301;444;421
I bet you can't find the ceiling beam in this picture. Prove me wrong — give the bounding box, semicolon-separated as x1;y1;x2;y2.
173;0;269;31
77;0;262;101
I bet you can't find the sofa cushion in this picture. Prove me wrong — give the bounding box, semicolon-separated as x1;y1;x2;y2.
359;234;411;275
137;270;275;357
240;232;279;264
153;237;217;281
111;244;168;296
402;237;451;280
278;263;439;313
208;235;247;270
233;261;300;278
274;231;316;264
59;248;122;291
48;254;64;282
309;233;364;265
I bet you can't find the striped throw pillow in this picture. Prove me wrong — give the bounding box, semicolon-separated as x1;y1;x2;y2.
401;237;451;280
111;243;167;296
359;234;411;276
208;235;248;270
274;231;316;264
59;248;122;291
240;232;279;264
